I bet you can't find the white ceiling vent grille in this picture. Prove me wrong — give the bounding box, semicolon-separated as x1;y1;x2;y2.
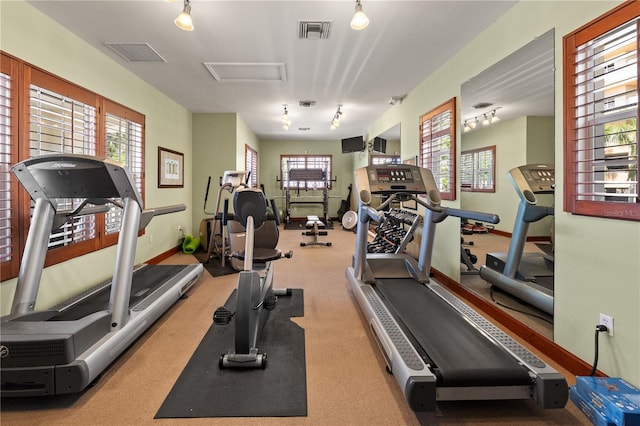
104;42;166;62
298;21;332;39
203;63;287;82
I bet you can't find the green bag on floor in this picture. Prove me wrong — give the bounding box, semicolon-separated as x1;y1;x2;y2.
182;235;200;254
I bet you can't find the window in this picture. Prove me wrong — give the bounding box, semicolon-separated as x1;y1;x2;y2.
371;155;401;165
280;155;332;190
420;98;456;200
563;2;640;221
245;144;258;188
1;52;145;280
461;146;496;192
103;100;144;244
28;71;100;258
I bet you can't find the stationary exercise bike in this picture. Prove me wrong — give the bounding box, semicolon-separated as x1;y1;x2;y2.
213;188;292;369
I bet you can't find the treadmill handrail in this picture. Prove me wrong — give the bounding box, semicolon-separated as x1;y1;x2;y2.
139;204;186;231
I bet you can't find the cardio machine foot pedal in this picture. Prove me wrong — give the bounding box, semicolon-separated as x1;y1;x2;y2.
213;306;234;325
219;349;267;369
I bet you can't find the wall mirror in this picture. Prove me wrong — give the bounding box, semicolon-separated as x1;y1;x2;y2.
459;29;556;340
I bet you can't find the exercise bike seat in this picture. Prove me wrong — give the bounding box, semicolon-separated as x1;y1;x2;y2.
232;188;285;264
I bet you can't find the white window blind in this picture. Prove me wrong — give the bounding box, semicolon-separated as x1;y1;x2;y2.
105;112;143;234
460;146;496;192
573;18;638;203
245;145;258;188
29;84;98;248
0;71;12;264
460;152;473;191
420;98;456;200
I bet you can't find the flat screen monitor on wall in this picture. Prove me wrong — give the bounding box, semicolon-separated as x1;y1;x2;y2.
341;136;365;153
373;137;387;153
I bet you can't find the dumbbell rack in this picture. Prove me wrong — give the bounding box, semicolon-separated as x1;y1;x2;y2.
367;208;421;254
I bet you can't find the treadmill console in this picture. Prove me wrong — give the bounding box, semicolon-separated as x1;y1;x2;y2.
357;164;435;196
508;164;554;205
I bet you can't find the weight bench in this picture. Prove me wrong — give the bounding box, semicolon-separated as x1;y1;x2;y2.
301;215;331;247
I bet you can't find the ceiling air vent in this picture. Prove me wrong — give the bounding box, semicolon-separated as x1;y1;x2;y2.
299;100;316;108
471;102;494;110
104;42;166;62
203;63;287;82
298;21;332;39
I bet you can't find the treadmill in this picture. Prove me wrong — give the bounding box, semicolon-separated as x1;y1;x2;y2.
345;164;567;411
1;154;204;397
480;164;555;315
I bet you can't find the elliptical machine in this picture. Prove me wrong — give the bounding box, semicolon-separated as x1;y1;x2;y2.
213;188;293;368
201;171;248;267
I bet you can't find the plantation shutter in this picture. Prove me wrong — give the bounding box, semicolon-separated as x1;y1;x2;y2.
475;148;495;191
104;101;144;235
420;98;456;200
460;152;473;191
564;3;640;221
29;80;98;249
245;145;258;188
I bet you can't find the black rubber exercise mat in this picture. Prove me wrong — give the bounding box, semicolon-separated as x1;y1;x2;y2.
192;251;238;277
155;288;306;418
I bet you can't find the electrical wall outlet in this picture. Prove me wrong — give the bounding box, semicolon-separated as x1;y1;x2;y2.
599;313;614;336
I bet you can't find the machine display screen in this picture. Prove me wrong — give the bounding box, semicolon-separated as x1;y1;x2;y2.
375;168;414;183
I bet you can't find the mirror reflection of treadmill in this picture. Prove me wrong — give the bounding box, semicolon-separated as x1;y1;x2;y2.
1;154;204;397
480;164;555;315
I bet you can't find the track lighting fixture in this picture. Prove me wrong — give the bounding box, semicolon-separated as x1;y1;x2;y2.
330;105;344;129
464;109;500;132
350;0;369;31
281;105;291;130
175;0;194;32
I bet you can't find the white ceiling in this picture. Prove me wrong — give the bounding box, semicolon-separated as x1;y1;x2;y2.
26;0;522;142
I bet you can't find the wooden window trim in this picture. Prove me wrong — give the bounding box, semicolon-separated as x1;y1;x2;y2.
1;53;21;280
563;1;640;221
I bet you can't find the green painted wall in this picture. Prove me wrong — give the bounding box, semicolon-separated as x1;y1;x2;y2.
191;113;237;237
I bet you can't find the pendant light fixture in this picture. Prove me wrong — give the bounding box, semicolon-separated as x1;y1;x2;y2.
175;0;194;31
350;0;369;31
281;105;292;130
330;105;344;129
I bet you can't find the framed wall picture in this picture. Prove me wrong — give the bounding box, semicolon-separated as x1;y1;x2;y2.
401;156;418;210
158;147;184;188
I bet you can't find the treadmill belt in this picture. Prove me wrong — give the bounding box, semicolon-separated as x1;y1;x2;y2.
52;265;187;321
376;279;532;388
